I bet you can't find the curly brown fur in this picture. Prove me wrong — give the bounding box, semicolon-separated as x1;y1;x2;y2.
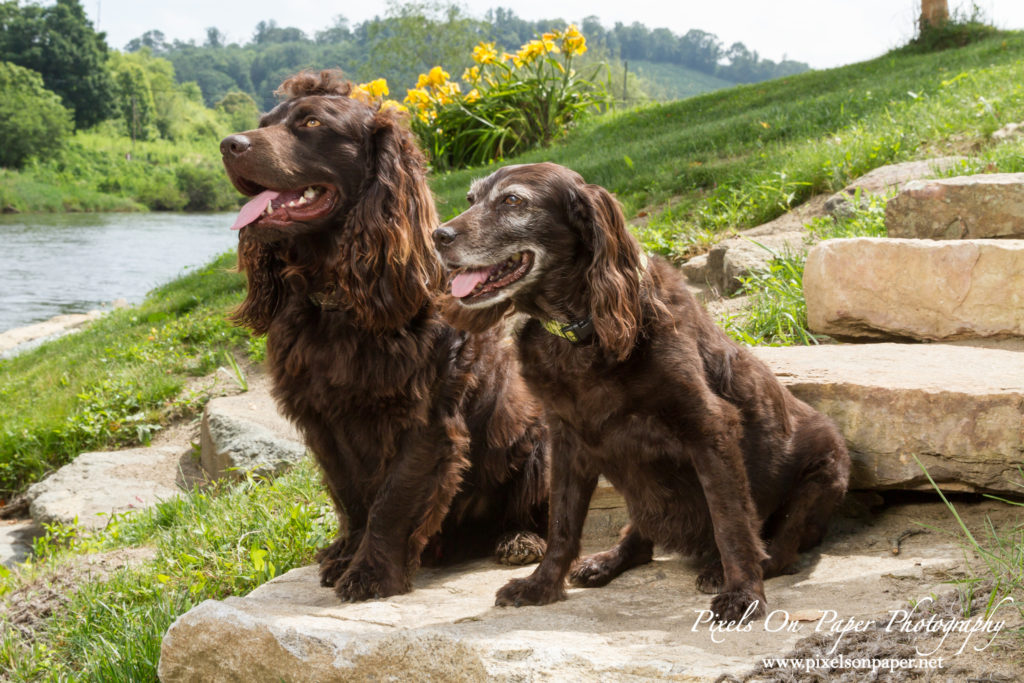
221;71;548;601
433;162;850;623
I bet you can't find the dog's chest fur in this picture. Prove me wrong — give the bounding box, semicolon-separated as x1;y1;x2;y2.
516;323;717;553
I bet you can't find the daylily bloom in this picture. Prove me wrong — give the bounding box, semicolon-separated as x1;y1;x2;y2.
472;41;498;65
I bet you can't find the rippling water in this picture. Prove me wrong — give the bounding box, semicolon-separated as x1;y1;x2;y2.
0;212;239;334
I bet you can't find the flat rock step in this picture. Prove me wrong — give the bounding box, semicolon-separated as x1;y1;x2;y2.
885;172;1024;239
804;238;1024;342
158;496;1001;682
24;445;200;530
752;343;1024;494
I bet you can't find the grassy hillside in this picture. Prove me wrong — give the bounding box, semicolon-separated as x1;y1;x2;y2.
3;32;1024;679
626;59;737;101
432;32;1024;256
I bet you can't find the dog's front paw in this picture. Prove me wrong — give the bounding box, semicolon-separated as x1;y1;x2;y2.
495;576;565;607
710;587;766;624
316;538;354;588
495;531;546;565
696;560;724;594
335;563;407;602
569;552;618;587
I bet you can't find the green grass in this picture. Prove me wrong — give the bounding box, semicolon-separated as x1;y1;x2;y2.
626;59;737;101
430;32;1024;260
1;461;334;681
721;189;888;346
0;252;257;498
1;130;239;213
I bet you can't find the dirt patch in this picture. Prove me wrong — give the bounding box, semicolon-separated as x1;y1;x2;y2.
1;546;157;645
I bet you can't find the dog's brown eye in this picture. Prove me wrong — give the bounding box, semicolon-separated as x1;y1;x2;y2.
304;118;322;128
503;194;522;206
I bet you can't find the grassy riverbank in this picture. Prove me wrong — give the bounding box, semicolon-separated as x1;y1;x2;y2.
2;32;1024;679
0;132;240;214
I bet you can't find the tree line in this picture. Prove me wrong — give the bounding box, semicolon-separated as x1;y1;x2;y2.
126;4;810;110
0;0;808;169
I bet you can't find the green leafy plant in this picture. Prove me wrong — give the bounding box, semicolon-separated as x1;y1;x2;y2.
400;26;610;169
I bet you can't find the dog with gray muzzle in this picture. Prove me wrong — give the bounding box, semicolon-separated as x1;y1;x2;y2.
433;162;850;623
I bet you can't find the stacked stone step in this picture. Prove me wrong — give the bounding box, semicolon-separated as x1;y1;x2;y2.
794;173;1024;496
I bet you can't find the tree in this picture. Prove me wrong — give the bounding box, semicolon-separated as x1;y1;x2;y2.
0;61;73;168
108;51;157;140
920;0;950;30
363;2;486;90
215;90;260;131
125;29;169;54
0;0;116;128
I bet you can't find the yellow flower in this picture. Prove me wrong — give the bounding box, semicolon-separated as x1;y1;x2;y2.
381;99;407;113
436;81;461;105
472;41;498;65
349;83;372;105
462;65;481;84
404;88;432;109
500;52;514;63
465;88;480;103
425;66;449;88
361;78;389;98
561;25;587;56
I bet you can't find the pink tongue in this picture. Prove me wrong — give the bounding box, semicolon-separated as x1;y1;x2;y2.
451;268;492;298
230;189;280;230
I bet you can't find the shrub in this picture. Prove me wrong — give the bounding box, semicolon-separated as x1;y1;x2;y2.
0;62;73;168
396;26;609;170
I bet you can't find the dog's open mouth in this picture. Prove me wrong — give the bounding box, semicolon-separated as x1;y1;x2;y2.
448;251;534;303
230;185;338;231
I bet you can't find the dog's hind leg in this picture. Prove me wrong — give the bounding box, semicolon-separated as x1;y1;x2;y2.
761;415;850;578
569;524;654;587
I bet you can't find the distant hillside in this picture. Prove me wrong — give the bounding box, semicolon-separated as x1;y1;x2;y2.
124;6;809;109
625;60;737;101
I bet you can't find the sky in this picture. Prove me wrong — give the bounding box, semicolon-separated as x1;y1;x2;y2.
81;0;1024;70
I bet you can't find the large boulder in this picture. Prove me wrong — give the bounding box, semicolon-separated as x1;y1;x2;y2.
752;343;1024;494
24;446;186;529
885;173;1024;239
804;238;1024;342
200;387;305;480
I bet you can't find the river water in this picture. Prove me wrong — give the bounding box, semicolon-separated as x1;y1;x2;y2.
0;212;239;334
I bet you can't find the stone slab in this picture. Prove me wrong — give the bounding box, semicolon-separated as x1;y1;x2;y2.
0;520;40;567
885;173;1024;239
804;238;1024;342
752;343;1024;494
200;386;305;480
24;446;185;529
158;496;1000;682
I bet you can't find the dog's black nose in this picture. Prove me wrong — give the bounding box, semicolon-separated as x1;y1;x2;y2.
220;134;251;158
433;226;457;248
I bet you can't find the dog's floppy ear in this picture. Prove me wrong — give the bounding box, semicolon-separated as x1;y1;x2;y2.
336;109;441;331
570;182;644;361
232;230;287;335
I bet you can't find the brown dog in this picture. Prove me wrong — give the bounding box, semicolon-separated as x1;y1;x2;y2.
433;162;850;622
220;71;549;601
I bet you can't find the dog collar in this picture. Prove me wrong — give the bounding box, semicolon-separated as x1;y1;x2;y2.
541;317;595;343
538;252;649;345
